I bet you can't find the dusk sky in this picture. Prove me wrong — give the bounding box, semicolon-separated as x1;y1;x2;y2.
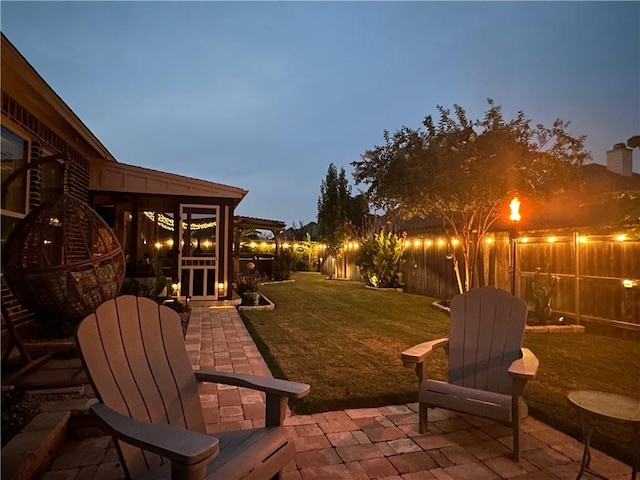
1;1;638;227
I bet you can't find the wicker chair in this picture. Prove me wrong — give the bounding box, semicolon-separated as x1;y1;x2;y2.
2;194;125;323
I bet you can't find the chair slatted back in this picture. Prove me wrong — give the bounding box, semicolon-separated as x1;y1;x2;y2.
448;287;527;394
76;296;205;478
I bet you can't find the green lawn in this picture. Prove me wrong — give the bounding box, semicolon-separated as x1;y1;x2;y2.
240;272;639;464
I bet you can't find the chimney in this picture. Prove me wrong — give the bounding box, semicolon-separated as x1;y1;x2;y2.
606;143;633;176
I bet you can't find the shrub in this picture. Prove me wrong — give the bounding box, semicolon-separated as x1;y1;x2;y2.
163;299;187;313
355;226;407;288
119;275;171;298
273;249;294;281
531;267;559;325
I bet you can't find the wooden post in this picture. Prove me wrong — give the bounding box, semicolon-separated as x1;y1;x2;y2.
131;197;140;268
511;378;527;462
574;232;582;325
509;235;518;296
415;362;428;434
172;203;181;282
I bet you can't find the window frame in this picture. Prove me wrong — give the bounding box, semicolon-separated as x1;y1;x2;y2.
39;146;65;205
1;119;31;220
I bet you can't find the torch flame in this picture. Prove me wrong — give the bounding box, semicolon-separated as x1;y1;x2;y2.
509;197;521;222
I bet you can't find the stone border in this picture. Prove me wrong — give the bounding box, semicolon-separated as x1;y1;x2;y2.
431;300;451;314
1;395;97;480
237;293;275;311
525;324;586;333
261;279;295;285
365;285;404;292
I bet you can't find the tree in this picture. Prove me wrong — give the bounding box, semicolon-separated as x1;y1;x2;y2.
290;221;308;241
317;164;352;254
352;100;590;293
346;193;370;234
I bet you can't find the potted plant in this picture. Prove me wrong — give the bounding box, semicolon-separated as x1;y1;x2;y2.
235;262;262;305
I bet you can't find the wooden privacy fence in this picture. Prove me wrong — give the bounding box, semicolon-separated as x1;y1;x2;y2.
321;231;640;331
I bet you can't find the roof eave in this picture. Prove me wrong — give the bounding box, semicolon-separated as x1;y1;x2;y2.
1;33;117;163
90;159;248;200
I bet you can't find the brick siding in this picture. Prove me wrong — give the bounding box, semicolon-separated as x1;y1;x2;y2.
1;92;92;353
1;92;90;204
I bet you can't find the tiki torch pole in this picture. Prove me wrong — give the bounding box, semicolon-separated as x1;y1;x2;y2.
509;197;522;296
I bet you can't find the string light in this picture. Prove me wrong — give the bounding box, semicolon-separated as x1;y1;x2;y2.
143;211;217;232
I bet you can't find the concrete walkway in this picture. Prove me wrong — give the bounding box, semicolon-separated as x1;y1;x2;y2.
41;306;633;480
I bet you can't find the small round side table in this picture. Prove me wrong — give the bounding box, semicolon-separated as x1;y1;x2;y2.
567;390;640;480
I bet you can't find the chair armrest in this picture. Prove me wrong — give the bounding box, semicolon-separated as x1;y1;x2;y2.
90;403;219;466
194;371;310;399
508;348;539;379
401;338;449;368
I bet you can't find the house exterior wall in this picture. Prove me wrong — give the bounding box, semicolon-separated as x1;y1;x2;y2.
606;143;633;177
2;92;91;204
1;35;251;366
1;92;92;343
89;191;237;301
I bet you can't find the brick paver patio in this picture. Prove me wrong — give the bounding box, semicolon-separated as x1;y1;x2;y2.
40;306;633;480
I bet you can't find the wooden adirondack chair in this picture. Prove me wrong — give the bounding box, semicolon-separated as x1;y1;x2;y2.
401;286;539;461
76;296;310;480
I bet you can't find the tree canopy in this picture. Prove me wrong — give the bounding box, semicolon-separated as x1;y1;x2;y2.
352;100;590;292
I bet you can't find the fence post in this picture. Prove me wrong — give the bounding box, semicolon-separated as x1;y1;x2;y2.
574;232;581;325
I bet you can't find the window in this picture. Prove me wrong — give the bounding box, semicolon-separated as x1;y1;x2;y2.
40;149;64;204
1;125;28;248
1;125;28;215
